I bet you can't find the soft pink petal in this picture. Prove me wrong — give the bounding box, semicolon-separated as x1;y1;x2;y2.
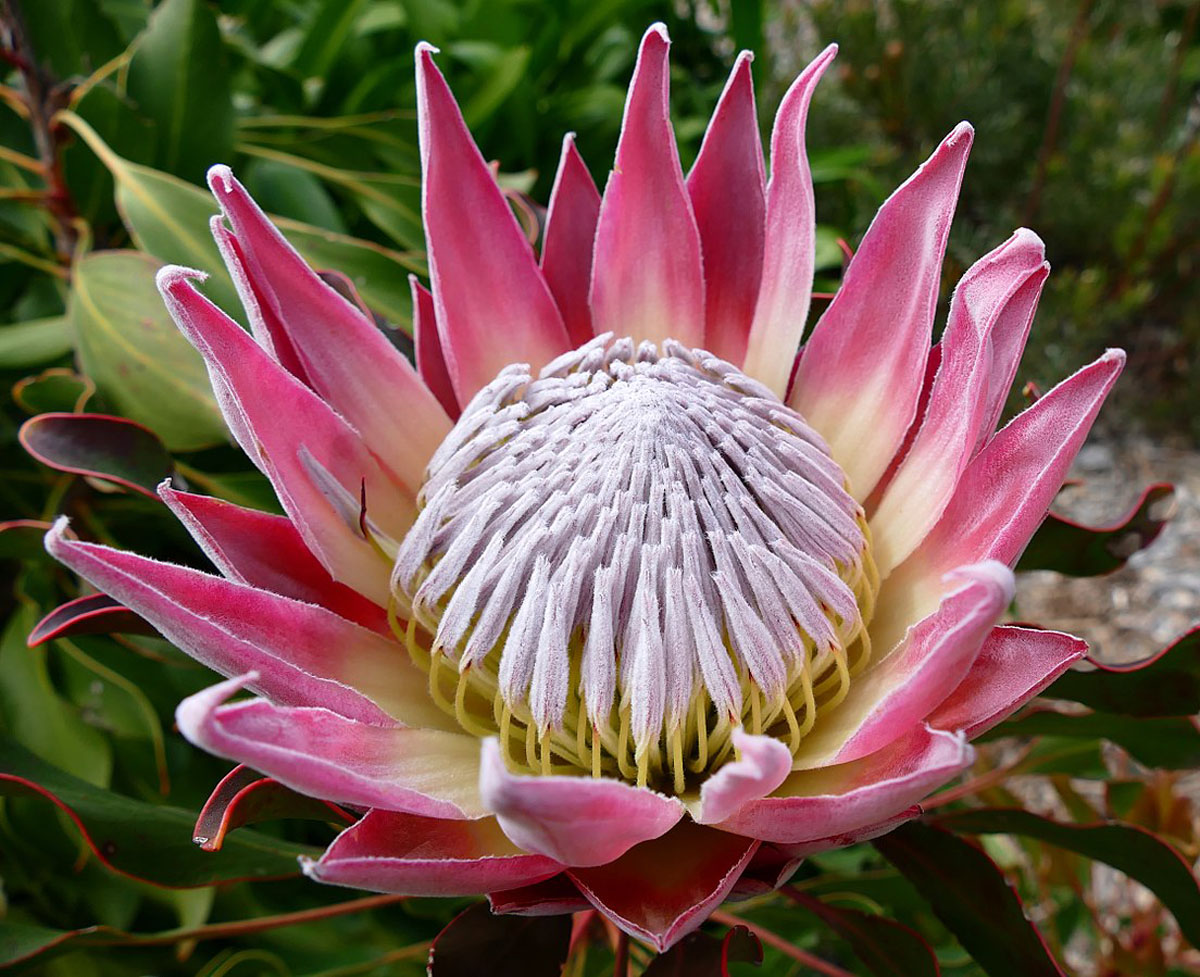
568;822;759;952
872;358;1126;662
489;875;591;917
870;231;1049;572
928;625;1087;738
741;44;836;395
691;728;793;825
589;24;705;348
160;485;388;633
686;52;765;365
789;124;974;500
878;349;1126;643
415;43;569;402
177;675;487;818
410;275;459;418
715;725;972;844
541;134;601;346
478;738;682;867
210;216;309;382
793;561;1014;768
303;809;562;896
773;805;923;860
157;266;404;604
44;520;452;730
208;166;450;498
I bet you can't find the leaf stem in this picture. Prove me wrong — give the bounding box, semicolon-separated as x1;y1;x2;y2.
711;910;856;977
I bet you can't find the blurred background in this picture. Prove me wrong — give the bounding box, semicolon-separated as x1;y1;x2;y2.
0;1;1197;975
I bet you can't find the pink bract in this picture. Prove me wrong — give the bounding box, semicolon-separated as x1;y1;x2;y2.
43;23;1119;952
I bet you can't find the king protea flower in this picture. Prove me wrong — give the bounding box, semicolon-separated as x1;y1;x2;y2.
44;24;1121;951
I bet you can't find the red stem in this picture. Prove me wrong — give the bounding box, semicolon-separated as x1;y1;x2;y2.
612;929;629;977
711;910;856;977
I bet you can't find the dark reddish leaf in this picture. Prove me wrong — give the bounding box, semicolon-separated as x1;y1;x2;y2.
28;593;159;646
0;740;311;888
0;519;54;561
427;903;571;977
1017;482;1175;576
642;925;763;976
784;888;939;976
873;821;1067;977
194;764;353;851
1047;625;1200;717
983;708;1200;769
19;412;174;498
932;808;1200;948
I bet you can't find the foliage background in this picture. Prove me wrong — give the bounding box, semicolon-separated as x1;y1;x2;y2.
0;1;1197;975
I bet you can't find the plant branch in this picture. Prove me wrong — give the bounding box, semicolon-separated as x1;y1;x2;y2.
0;0;79;259
1023;0;1095;225
711;910;856;977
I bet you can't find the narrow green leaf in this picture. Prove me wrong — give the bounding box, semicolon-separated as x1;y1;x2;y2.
71;250;227;451
126;0;235;181
0;609;112;786
934;808;1200;949
291;0;370;80
874;821;1066;977
0;316;73;368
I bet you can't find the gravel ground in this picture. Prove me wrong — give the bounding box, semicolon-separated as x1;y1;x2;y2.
1016;425;1199;663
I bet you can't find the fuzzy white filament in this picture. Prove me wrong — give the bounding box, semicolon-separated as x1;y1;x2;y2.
393;335;875;790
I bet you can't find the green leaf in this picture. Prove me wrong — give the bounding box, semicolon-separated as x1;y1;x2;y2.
0;738;312;888
427;903;571;977
1017;483;1175;576
0;316;73;368
57;111;242;314
126;0;235;182
1047;626;1200;718
291;0;371;80
933;808;1200;949
20;412;173;497
70;250;227;451
784;889;940;977
275;216;419;331
874;821;1067;977
58;113;419;331
19;0;123;78
0;608;112;786
242;157;348;233
984;709;1200;770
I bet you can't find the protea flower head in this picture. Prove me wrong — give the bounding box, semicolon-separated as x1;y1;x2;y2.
44;24;1122;951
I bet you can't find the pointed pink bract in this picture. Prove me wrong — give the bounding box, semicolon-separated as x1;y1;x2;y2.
790;123;974;500
687;52;766;365
741;44;836;396
416;44;570;403
541;135;602;346
589;24;705;348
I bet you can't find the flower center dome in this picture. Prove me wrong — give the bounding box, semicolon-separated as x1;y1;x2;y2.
392;335;878;794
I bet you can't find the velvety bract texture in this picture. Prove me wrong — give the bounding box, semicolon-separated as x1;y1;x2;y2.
43;23;1120;951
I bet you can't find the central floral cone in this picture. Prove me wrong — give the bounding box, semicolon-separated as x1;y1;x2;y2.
43;22;1119;952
